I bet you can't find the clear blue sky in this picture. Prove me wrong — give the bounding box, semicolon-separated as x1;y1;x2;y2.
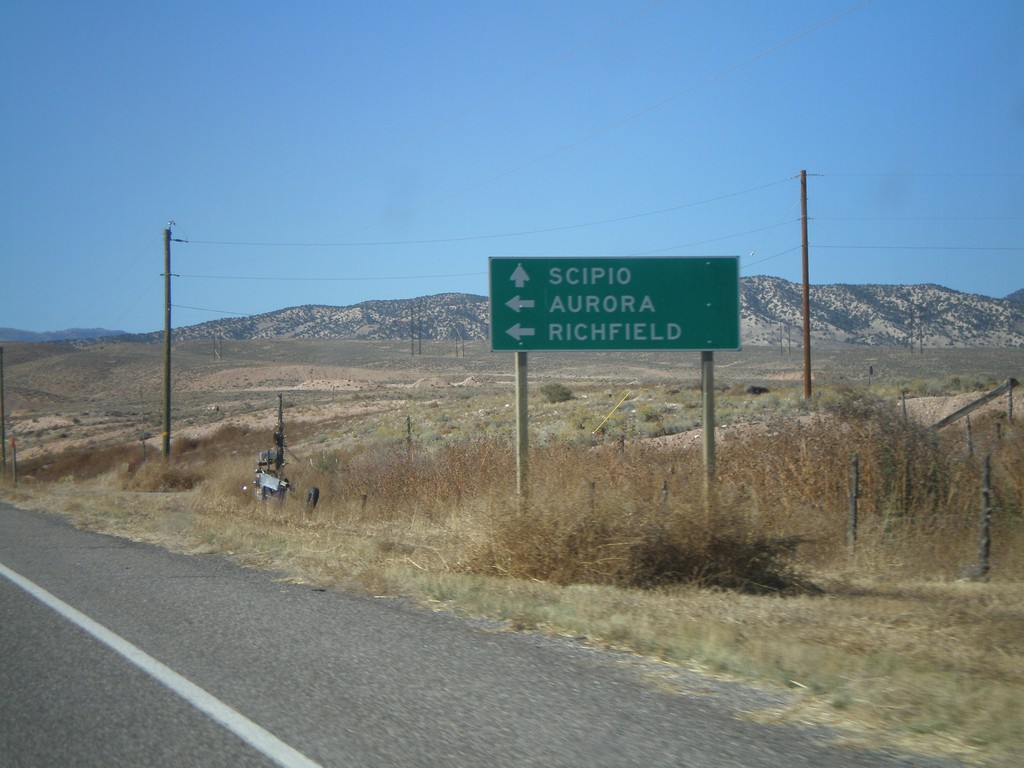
2;0;1022;334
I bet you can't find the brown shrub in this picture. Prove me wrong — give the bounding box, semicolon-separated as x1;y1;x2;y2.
18;442;140;482
121;459;206;492
466;482;815;594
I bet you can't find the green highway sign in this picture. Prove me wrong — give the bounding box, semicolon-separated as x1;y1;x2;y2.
489;256;740;352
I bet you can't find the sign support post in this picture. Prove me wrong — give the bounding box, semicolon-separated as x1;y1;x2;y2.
701;351;716;500
515;351;528;499
489;256;739;502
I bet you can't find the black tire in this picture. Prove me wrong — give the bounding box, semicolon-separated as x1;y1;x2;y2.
307;487;320;508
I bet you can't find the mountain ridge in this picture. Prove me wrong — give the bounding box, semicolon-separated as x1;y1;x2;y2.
6;279;1022;348
0;327;128;343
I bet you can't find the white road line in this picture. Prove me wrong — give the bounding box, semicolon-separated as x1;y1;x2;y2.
0;560;323;768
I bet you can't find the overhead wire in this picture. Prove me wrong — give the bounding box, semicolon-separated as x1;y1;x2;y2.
326;0;876;241
742;197;801;267
166;0;1010;324
172;303;250;317
173;187;795;324
744;246;801;270
814;245;1020;251
167;3;672;285
59;231;163;330
178;271;485;282
629;220;801;257
180;0;874;248
192;0;667;224
174;180;800;294
171;0;876;316
818;172;1024;178
816;216;1024;222
175;179;1020;289
32;0;1018;332
183;177;792;248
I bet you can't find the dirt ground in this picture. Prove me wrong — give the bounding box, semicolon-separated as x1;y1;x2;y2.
2;341;1020;462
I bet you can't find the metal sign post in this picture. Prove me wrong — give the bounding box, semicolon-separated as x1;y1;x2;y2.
515;352;528;499
701;350;716;489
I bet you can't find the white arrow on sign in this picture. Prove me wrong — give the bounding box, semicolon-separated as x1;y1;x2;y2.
510;264;530;288
505;323;536;341
505;295;535;313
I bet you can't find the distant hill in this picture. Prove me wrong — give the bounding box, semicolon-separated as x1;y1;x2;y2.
0;327;126;343
109;292;489;345
740;278;1023;348
1006;289;1024;303
18;280;1024;348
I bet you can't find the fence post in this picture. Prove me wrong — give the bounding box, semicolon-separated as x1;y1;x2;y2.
976;452;992;581
848;453;859;550
965;415;973;457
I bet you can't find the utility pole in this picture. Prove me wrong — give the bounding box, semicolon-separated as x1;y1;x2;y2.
162;223;173;459
274;393;285;473
800;170;812;399
1;345;6;471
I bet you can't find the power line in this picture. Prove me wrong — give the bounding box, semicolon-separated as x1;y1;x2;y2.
164;163;1021;323
189;3;869;244
628;220;801;257
337;1;872;238
743;246;801;270
177;271;486;282
820;172;1024;178
172;304;249;317
181;178;793;248
816;217;1024;222
177;4;871;257
815;245;1020;251
59;231;162;330
191;1;665;225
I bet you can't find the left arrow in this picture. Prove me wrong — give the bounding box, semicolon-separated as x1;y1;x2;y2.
505;295;535;313
506;323;536;341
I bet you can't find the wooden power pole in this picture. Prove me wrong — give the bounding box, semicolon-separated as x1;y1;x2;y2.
410;302;416;356
800;170;812;400
162;224;172;459
1;345;6;471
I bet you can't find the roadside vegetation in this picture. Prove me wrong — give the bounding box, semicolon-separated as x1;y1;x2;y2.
3;364;1022;766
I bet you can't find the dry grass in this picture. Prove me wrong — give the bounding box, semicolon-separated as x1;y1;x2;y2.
3;358;1023;765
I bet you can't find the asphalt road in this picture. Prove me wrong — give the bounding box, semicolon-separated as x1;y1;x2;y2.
1;501;959;767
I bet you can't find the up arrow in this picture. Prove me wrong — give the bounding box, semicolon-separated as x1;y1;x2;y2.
505;295;535;313
506;323;536;342
509;264;530;288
